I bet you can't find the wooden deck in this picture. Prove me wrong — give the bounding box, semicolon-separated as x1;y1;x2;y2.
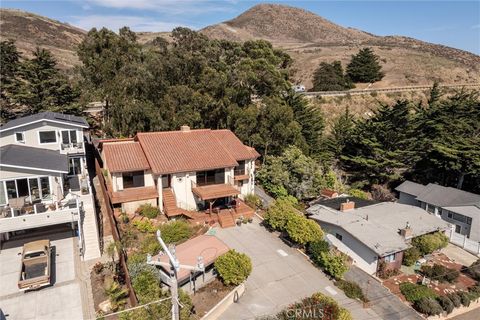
192;183;240;200
109;185;158;204
189;200;255;228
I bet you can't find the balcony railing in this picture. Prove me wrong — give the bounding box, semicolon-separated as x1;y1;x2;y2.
61;142;84;153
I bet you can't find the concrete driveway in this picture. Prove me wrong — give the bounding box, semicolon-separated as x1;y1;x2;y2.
0;231;84;320
214;218;381;319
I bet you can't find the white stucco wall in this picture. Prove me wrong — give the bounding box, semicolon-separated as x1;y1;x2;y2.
172;172;197;211
122;198;157;214
319;222;379;275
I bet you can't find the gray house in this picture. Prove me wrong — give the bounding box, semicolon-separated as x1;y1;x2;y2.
396;181;480;242
307;198;450;275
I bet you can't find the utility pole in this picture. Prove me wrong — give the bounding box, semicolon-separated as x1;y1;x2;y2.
147;230;205;320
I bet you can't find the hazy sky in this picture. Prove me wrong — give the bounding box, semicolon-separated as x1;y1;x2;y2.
3;0;479;54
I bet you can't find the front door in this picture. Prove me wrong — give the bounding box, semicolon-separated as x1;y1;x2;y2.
162;174;171;189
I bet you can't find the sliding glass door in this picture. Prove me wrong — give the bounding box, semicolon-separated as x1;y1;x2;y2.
0;176;52;204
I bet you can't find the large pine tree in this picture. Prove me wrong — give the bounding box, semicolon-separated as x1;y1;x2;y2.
346;48;384;83
312;61;353;91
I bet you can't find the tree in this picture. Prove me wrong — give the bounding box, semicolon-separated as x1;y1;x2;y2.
319;252;349;279
327;106;355;159
0;40;21;122
214;249;252;286
346;48;384;83
312;61;353;91
285;214;324;246
264;197;299;231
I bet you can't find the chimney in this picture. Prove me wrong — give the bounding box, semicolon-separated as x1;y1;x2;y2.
180;125;190;132
321;188;338;199
340;199;355;212
400;221;412;238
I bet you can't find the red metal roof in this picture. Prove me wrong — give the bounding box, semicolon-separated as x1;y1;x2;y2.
103;142;150;173
137;129;252;175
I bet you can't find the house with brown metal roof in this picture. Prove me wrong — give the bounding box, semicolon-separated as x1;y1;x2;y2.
99;126;260;226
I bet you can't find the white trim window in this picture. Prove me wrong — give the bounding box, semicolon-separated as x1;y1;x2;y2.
15;132;25;143
38;130;57;144
384;253;396;263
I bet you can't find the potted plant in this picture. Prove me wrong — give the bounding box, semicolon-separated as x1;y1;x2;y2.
236;219;242;226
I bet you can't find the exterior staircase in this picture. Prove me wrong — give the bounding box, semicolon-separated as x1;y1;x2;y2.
80;193;101;261
218;212;235;228
162;188;192;218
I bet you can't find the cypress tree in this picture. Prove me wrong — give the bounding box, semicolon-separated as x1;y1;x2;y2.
312;61;353;91
346;48;384;83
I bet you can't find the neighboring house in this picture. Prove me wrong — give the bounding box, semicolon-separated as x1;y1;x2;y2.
98;126;259;225
307;197;450;275
396;181;480;242
0;112;92;248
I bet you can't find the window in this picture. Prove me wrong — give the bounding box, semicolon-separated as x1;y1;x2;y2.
2;177;51;202
455;225;462;233
61;130;79;145
123;171;145;189
6;180;17;199
39;131;57;143
0;182;6;205
234;161;246;176
335;233;343;241
426;204;436;214
68;158;82;176
196;169;225;186
384;253;396;263
40;177;51;198
466;217;472;225
447;211;453;219
15;132;25;143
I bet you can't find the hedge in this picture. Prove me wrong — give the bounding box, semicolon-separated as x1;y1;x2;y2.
411;232;449;255
285;214;323;246
402;247;421;266
414;297;443;316
319;251;349;279
399;282;437;302
214;249;252;286
335;280;368;302
421;263;459;283
447;292;462;308
437;295;454;314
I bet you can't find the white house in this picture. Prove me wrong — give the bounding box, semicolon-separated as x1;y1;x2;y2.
307;197;450;275
99;126;259;226
0;112;94;252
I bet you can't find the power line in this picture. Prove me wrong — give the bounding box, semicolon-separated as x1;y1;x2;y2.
97;296;171;319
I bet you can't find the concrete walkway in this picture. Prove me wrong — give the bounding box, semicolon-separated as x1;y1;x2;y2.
254;185;275;208
79;192;101;261
214;219;381;319
345;266;422;320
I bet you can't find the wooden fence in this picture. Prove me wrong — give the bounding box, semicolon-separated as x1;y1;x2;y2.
95;159;138;306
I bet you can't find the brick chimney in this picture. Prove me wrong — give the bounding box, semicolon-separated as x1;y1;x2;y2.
180;125;190;132
321;189;338;199
340;199;355;212
400;221;412;238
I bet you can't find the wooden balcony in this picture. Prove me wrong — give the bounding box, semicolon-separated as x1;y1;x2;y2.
192;183;239;201
108;184;158;204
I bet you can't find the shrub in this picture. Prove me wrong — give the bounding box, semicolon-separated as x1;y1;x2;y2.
319;251;349;279
377;261;400;279
414;297;443;316
437;295;454;314
132;219;156;233
244;194;262;210
448;292;462;308
468;285;480;300
307;240;330;266
104;280;128;311
402;247;421;266
140;234;161;255
159;220;192;244
336;280;368;302
412;232;449;255
214;249;252;286
347;188;369;200
399;282;437;302
93;262;104;274
137;204;160;219
465;259;480;281
421;264;459;283
285;214;323;246
263;198;298;231
132;269;162;303
459;291;471;307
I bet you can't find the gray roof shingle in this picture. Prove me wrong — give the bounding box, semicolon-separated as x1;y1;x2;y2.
0;144;68;173
416;183;480;207
395;180;427;197
0;112;88;132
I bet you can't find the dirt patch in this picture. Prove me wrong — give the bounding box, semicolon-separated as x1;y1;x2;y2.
90;262;130;314
191;278;232;318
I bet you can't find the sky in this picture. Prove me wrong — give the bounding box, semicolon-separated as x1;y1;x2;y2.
2;0;479;54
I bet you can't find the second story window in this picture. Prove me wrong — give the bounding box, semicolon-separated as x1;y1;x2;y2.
234;161;246;176
39;131;57;144
123;171;145;189
61;130;79;146
15;132;25;143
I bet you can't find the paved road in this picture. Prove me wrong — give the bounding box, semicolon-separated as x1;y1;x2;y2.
345;266;422;320
254;185;275;208
215;219;381;319
451;307;480;320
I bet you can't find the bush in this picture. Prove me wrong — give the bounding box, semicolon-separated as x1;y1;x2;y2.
93;262;104;274
377;260;400;279
412;232;449;255
159;220;192;244
139;234;161;255
402;247;421;266
459;291;471;307
468;285;480;300
137;204;160;219
244;194;262;210
132;219;156;233
347;188;369;200
264;198;298;231
319;251;349;279
215;249;252;286
285;214;323;246
465;259;480;281
336;280;368;302
307;240;330;266
421;264;459;283
414;297;443;316
132;269;162;303
399;282;437;302
437;295;454;314
447;292;462;308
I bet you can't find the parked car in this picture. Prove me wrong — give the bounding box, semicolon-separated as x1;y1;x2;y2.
18;240;51;291
293;85;306;92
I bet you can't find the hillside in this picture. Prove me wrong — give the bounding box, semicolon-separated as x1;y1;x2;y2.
1;5;479;87
0;9;85;69
202;4;480;88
